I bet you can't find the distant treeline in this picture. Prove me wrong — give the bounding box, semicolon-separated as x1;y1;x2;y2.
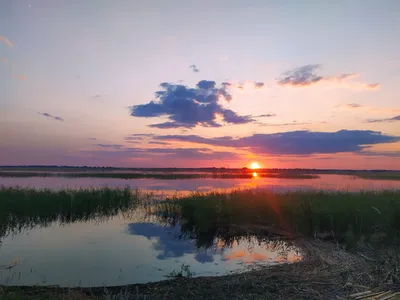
0;165;398;173
0;171;319;180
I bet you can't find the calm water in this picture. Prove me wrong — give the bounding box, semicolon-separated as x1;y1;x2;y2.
0;174;398;287
1;174;400;193
0;212;301;287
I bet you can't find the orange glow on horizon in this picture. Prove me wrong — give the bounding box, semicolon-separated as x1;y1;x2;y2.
250;162;261;169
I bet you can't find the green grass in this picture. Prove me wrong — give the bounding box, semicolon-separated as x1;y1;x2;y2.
152;189;400;248
0;187;144;240
1;187;400;249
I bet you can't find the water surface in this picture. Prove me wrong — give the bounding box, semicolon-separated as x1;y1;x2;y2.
1;174;399;193
0;213;301;287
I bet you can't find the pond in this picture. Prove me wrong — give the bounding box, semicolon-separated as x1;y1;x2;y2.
0;211;301;287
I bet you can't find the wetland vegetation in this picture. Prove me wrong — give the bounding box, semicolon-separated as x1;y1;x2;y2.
1;187;400;299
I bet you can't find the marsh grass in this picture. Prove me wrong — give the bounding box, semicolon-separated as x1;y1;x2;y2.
0;186;144;239
166;264;193;278
1;187;400;248
152;189;400;248
1;188;400;299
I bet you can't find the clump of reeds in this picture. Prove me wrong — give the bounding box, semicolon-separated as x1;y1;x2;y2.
153;189;400;249
0;186;144;239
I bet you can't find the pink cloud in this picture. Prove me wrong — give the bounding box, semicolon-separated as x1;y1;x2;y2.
0;36;13;48
277;65;380;90
14;74;27;81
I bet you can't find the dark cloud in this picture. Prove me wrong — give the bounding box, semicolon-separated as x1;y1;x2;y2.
95;144;125;150
257;121;312;127
254;82;265;89
277;64;323;86
88;137;97;141
148;141;170;145
189;64;199;73
130;80;252;129
334;103;364;110
125;136;143;141
344;103;362;109
154;130;399;156
366;115;400;123
222;109;253;124
148;122;197;129
130;133;154;137
255;114;276;118
38;112;64;122
277;65;380;89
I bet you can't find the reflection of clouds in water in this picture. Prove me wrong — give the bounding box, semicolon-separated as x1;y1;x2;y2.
222;250;268;263
127;223;216;263
220;238;303;264
194;251;214;263
127;223;303;265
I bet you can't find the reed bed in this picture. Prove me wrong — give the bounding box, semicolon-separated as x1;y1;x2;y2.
153;189;400;248
1;187;400;299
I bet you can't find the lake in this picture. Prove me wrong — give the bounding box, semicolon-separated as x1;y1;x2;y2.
1;174;400;193
0;174;399;288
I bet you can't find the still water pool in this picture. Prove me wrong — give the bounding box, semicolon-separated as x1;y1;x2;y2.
0;213;301;287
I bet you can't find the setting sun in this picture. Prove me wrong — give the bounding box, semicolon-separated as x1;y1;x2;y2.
250;162;261;169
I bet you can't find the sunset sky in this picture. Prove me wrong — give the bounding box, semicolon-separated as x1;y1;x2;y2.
1;0;399;169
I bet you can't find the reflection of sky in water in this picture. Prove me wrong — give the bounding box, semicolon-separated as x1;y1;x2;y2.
1;174;399;192
0;215;301;287
128;223;301;266
127;223;219;263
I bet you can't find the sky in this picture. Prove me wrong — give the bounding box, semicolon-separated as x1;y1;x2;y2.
0;0;399;169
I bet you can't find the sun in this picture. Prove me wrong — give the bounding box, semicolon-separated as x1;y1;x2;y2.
250;162;261;169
